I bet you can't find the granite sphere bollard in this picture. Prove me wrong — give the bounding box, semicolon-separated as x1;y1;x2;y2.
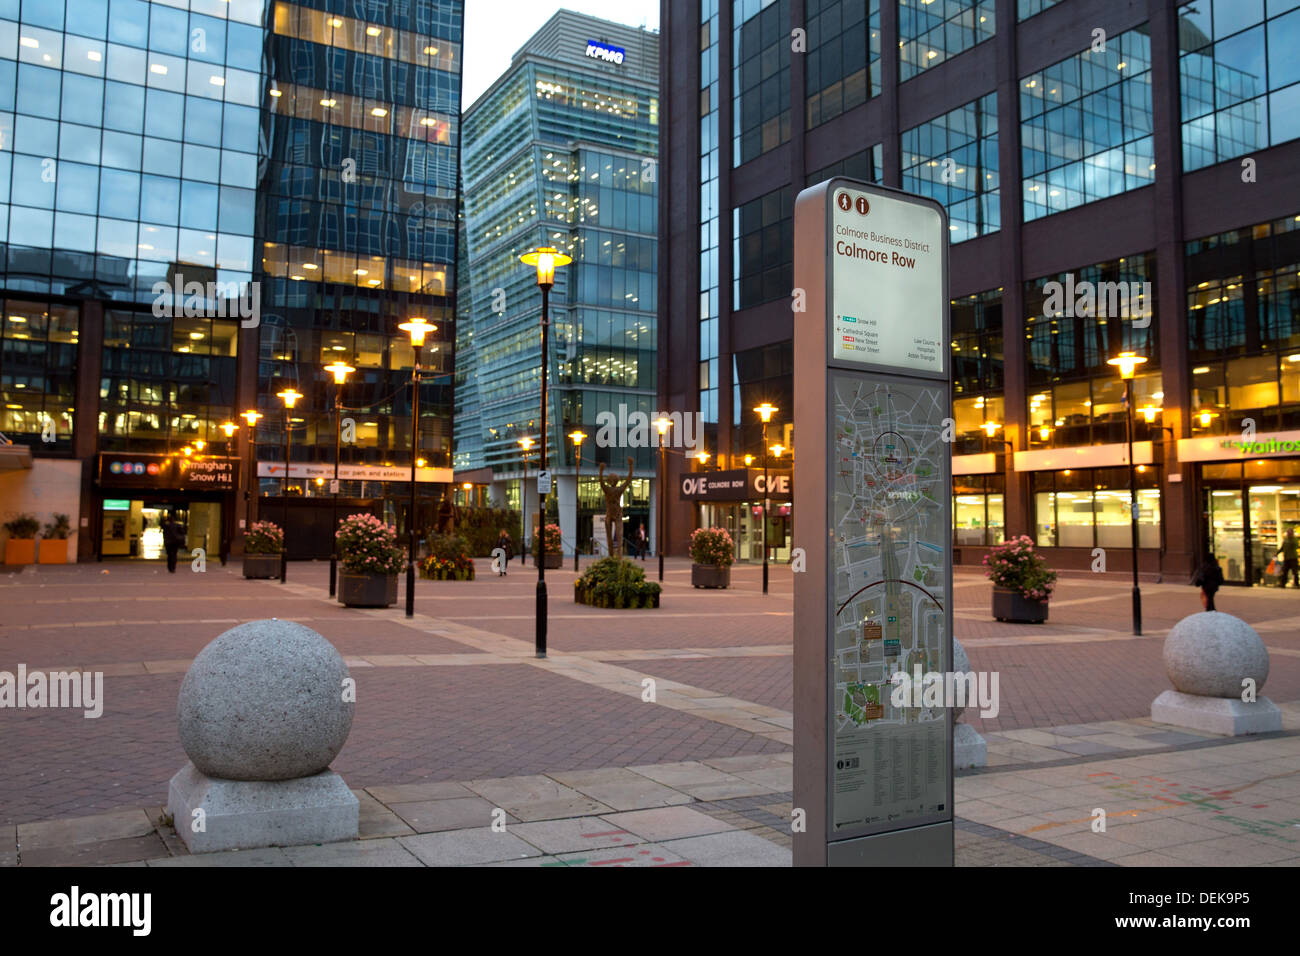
168;619;359;852
1151;611;1280;736
177;619;354;780
1163;611;1269;698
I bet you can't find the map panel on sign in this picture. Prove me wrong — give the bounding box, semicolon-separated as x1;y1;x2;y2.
829;370;949;833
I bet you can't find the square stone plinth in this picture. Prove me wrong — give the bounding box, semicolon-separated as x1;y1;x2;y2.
167;763;359;853
954;722;987;770
1151;691;1282;736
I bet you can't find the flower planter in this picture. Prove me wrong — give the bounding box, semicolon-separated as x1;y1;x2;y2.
4;539;35;565
242;554;281;579
691;563;730;589
420;567;475;581
542;553;563;570
339;572;398;608
991;587;1048;623
37;539;69;564
574;585;660;609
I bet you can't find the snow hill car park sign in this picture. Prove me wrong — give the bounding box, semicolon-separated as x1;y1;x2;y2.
792;179;953;867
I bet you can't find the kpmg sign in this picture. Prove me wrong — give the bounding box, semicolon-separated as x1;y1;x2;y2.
585;40;625;64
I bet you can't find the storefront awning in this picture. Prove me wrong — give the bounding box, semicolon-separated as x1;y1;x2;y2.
1178;429;1300;463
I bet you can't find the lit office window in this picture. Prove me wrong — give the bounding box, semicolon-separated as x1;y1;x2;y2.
902;93;999;243
1179;1;1300;171
0;302;78;450
954;476;1005;546
1033;469;1161;549
1021;26;1154;220
900;0;995;82
806;0;881;128
733;0;791;165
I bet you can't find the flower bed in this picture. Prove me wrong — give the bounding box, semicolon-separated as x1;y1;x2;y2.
244;520;283;555
984;536;1057;623
574;557;660;609
336;513;407;576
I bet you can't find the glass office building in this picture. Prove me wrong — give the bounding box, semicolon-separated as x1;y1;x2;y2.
456;10;658;556
0;0;464;564
659;0;1300;582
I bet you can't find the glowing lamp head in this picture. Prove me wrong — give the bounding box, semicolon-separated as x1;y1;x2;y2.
324;361;354;385
570;430;586;446
696;450;709;464
277;387;303;408
744;455;755;467
462;482;472;490
519;436;534;451
416;458;426;468
1039;425;1052;441
220;421;238;438
654;417;672;437
181;446;192;457
193;440;206;452
982;421;1001;438
1140;405;1159;424
399;318;437;347
770;444;785;458
1199;410;1215;427
1107;351;1148;380
241;409;262;427
520;246;572;287
753;402;778;423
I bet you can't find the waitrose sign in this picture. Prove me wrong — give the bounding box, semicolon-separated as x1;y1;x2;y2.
1178;430;1300;462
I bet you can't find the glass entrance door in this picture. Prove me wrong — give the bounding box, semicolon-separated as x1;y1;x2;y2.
1207;488;1246;583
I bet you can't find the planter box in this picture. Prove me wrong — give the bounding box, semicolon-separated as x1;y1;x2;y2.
243;554;281;579
4;539;35;565
991;587;1049;623
542;553;563;570
37;539;69;564
420;567;475;581
574;585;660;609
691;563;731;589
339;572;398;608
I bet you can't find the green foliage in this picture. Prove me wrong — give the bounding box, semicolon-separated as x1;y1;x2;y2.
455;507;522;556
689;526;735;568
574;557;661;609
421;533;475;580
531;523;563;558
41;513;71;540
3;514;39;539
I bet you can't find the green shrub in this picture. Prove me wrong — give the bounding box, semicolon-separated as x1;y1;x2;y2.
3;514;39;539
244;520;283;554
531;523;563;558
689;526;734;568
336;513;406;576
574;557;661;609
455;507;522;556
41;513;71;540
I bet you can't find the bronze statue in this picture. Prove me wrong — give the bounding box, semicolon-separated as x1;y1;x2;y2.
597;457;635;557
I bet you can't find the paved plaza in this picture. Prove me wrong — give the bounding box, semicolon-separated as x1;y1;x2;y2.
2;558;1299;866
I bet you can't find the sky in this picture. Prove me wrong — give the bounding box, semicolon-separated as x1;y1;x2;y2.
460;0;661;109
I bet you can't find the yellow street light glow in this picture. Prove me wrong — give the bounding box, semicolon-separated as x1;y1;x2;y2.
416;458;426;468
220;421;237;437
1199;410;1216;427
324;361;354;385
1140;405;1159;423
982;421;1001;437
753;402;778;423
277;386;303;408
241;409;263;426
520;246;572;286
570;430;586;446
518;436;534;451
462;482;473;490
181;446;192;456
696;450;709;464
398;317;436;346
770;444;785;458
1039;425;1052;440
193;440;206;452
744;454;755;466
1107;351;1148;379
654;417;672;436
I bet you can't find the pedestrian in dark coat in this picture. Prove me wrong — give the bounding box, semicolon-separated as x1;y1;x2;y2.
1192;555;1224;611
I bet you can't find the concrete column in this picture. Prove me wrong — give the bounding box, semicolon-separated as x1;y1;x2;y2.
649;478;658;555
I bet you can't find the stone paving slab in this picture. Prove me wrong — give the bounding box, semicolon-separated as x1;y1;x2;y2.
397;829;541;866
599;806;736;843
390;797;510;834
282;838;423;867
504;818;639;855
546;768;694;812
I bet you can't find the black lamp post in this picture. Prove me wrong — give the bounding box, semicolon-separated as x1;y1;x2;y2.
399;318;436;619
655;417;671;582
519;246;571;660
571;429;586;572
323;361;353;597
1108;351;1149;636
276;385;302;584
518;436;533;566
754;403;778;595
240;409;262;537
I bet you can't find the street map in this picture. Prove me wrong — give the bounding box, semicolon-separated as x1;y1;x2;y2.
829;370;950;832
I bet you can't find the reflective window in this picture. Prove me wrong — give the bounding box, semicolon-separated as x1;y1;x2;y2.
903;93;999;242
1021;26;1154;219
805;0;881;128
900;0;995;81
0;300;78;450
732;186;792;310
807;144;883;186
733;0;790;166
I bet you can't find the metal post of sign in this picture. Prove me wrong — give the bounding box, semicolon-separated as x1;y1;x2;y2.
792;178;953;867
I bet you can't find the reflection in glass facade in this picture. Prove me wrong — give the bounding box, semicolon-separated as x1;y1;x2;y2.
902;93;999;243
1179;0;1300;172
951;288;1004;451
733;0;790;166
700;0;720;427
1020;26;1154;221
456;12;659;485
0;300;77;449
806;144;883;187
731;340;791;458
899;0;995;82
732;185;791;310
805;0;880;128
255;0;463;494
1017;0;1062;20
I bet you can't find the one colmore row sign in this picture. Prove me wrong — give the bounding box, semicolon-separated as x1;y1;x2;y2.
679;468;792;502
1178;429;1300;463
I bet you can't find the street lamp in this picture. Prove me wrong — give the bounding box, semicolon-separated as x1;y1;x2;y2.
743;454;755;467
518;436;533;567
276;385;303;584
570;429;586;572
520;246;571;659
1107;350;1149;636
323;360;354;597
399;318;436;619
696;450;710;468
655;417;672;582
240;410;262;536
754;403;778;594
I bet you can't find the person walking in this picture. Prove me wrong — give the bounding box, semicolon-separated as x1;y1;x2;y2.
163;511;185;574
636;525;647;562
1192;554;1224;611
1283;528;1299;588
496;528;512;575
